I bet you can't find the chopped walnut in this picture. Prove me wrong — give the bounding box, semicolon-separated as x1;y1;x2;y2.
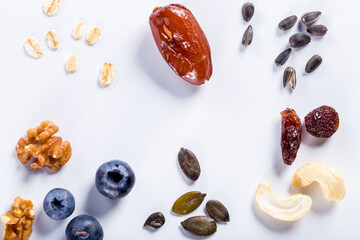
1;197;35;240
16;121;72;171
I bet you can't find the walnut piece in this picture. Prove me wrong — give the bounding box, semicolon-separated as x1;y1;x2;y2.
16;121;72;171
1;197;35;240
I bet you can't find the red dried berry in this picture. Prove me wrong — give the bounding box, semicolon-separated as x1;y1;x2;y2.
305;105;339;138
281;108;302;165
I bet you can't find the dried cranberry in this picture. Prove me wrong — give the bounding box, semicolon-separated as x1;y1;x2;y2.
305;105;339;138
281;108;302;165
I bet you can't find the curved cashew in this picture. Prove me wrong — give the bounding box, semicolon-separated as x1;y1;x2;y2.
293;162;345;202
255;182;312;221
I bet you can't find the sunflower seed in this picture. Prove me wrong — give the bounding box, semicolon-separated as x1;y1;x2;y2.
24;37;43;59
86;27;101;45
43;0;62;16
275;48;292;66
306;24;328;36
242;25;253;46
144;212;165;230
289;33;311;48
242;2;255;22
278;15;297;31
283;67;296;89
172;191;206;215
72;21;85;40
181;216;217;237
178;148;201;181
66;54;78;73
305;55;322;73
46;30;59;50
301;11;322;26
206;200;230;223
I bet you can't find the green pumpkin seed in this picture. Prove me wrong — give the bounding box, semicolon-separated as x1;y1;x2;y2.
205;200;230;223
181;216;217;237
172;191;206;215
144;212;165;230
178;148;201;181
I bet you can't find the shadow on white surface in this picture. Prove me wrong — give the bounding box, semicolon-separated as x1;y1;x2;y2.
137;33;199;98
301;126;328;147
297;21;306;32
84;185;121;217
179;225;214;240
34;210;65;236
273;121;287;176
252;198;296;232
288;183;335;214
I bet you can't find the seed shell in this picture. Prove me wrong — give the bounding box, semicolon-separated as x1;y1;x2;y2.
278;15;298;31
283;67;296;89
242;25;253;46
306;24;328;36
144;212;165;230
289;33;311;48
275;48;292;66
181;216;217;237
305;55;322;73
301;11;322;26
172;191;206;215
178;148;201;181
206;200;230;223
242;2;255;22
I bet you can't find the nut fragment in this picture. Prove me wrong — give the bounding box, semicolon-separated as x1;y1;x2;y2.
144;212;165;230
301;11;322;26
2;197;35;240
242;2;255;22
305;54;322;73
99;63;116;86
255;182;312;221
283;67;296;89
205;200;230;223
275;48;291;66
293;162;346;202
306;24;328;37
289;33;311;48
181;216;217;237
15;120;72;171
86;27;101;45
172;191;206;215
46;30;59;50
178;147;201;181
72;21;85;40
242;25;253;46
24;37;43;59
43;0;62;16
278;15;298;31
66;54;78;73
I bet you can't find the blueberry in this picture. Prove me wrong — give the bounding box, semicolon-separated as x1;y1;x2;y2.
66;214;103;240
95;160;135;199
43;188;75;220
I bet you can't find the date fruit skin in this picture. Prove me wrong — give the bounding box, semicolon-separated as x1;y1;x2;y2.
149;4;212;85
281;108;302;165
305;105;339;138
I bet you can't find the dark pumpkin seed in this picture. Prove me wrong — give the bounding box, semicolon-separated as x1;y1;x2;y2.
278;15;298;31
283;67;296;89
178;148;201;181
144;212;165;230
172;191;206;215
305;55;322;73
205;200;230;223
275;48;292;66
306;24;328;36
242;2;255;22
181;216;217;237
242;25;253;46
301;11;322;26
289;33;311;48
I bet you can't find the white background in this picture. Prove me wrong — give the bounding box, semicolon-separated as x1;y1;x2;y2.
0;0;359;239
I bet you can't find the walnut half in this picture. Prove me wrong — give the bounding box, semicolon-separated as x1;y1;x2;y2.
1;197;35;240
16;121;72;171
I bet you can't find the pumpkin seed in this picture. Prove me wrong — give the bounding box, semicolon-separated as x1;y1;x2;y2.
206;200;230;223
275;48;292;66
289;33;311;48
301;11;322;26
283;67;296;89
306;24;328;36
172;191;206;215
278;15;298;31
144;212;165;230
242;25;253;46
181;216;217;237
178;148;201;181
305;55;322;73
241;2;255;22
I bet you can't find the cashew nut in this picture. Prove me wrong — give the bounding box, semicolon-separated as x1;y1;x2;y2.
293;162;345;202
255;181;312;221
